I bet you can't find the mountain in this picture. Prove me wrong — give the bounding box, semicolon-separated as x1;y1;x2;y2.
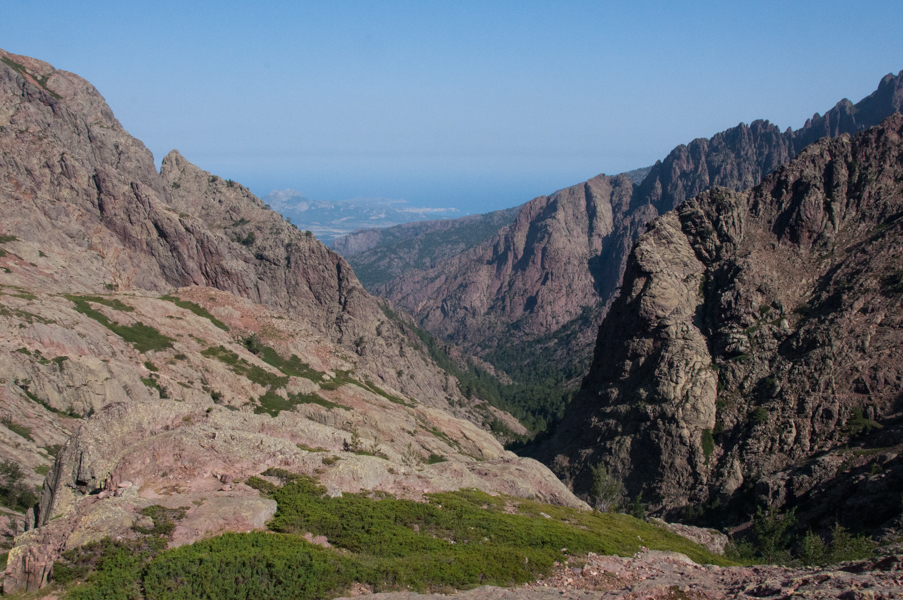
332;207;521;287
0;49;578;593
262;189;459;244
339;72;903;426
535;114;903;534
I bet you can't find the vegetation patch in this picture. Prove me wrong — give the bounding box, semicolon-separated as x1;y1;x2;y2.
701;429;715;463
362;380;414;407
66;295;174;353
3;306;54;324
254;390;348;417
318;370;360;391
726;506;876;566
847;407;882;435
140;376;170;399
52;470;729;599
70;295;134;312
16;379;82;418
0;57;62;99
380;303;578;437
161;295;229;331
297;443;327;453
133;505;189;537
255;345;324;383
0;461;38;511
2;418;33;442
43;444;63;458
750;406;769;425
201;345;288;389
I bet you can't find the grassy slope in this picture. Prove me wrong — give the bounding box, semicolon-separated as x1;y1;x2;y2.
54;470;731;599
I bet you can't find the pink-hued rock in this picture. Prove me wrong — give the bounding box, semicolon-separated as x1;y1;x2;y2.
0;48;585;593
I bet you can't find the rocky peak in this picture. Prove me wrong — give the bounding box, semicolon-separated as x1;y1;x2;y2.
536;115;903;534
340;70;903;430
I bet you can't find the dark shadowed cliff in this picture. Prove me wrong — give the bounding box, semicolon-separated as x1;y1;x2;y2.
536;114;903;534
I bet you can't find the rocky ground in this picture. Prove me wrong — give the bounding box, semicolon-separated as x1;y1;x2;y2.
341;550;903;600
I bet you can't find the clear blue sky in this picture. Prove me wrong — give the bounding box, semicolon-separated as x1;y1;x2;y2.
3;1;901;213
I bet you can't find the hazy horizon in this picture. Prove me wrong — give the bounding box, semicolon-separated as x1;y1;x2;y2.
3;0;901;215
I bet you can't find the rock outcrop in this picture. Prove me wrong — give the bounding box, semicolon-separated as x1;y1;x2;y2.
536;115;903;532
341;72;903;385
0;48;584;593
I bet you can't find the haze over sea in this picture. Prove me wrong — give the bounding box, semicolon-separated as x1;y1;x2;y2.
3;0;901;217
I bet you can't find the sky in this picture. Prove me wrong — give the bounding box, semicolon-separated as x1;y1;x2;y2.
3;1;902;214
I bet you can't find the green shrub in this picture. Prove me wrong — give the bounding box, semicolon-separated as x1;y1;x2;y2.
701;429;715;462
202;346;288;389
799;528;827;566
724;538;758;562
236;232;256;247
140;376;169;399
66;295;174;353
160;295;229;331
847;407;882;435
55;472;732;599
2;418;33;442
243;334;264;354
751;407;769;425
257;346;324;383
0;461;38;511
54;536;166;596
143;533;349;600
590;464;623;512
44;444;64;457
628;493;646;520
752;506;795;564
133;505;188;537
254;390;347;417
828;523;875;562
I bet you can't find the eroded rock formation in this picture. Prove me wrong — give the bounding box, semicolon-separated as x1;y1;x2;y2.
0;49;577;593
537;115;903;533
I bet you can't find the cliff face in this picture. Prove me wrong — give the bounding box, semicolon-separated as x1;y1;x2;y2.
342;72;903;380
537;115;903;531
0;49;580;593
0;47;472;408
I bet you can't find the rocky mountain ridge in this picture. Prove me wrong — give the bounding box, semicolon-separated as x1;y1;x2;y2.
341;72;903;401
0;48;572;593
536;114;903;535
